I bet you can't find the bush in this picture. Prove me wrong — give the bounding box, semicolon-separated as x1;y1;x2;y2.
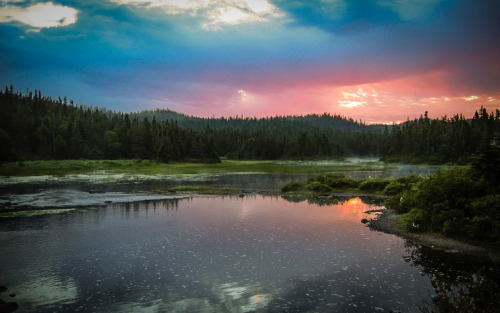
359;177;392;192
469;195;500;217
305;181;332;193
467;216;494;240
313;173;358;189
386;187;422;214
441;218;463;236
400;208;426;232
382;181;406;195
395;175;424;187
281;181;306;192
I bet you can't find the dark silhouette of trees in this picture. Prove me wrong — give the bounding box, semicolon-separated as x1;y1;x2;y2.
1;86;497;164
381;108;500;164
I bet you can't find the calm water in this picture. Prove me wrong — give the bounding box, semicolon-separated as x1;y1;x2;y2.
1;195;436;313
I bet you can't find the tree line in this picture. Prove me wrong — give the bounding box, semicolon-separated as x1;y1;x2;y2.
382;108;500;164
0;86;498;163
0;86;385;162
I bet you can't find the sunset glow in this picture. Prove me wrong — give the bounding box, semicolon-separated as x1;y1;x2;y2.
1;0;499;122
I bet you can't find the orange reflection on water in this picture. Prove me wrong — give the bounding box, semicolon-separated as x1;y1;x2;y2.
303;197;379;223
338;197;371;221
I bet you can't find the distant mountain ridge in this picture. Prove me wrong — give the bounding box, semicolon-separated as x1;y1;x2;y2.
130;109;384;131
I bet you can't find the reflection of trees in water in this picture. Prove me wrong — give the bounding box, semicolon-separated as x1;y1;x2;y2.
281;195;386;207
403;243;499;313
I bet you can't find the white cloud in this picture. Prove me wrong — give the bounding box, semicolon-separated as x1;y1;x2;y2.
108;0;282;29
0;2;78;28
237;89;248;100
463;95;479;101
338;88;370;108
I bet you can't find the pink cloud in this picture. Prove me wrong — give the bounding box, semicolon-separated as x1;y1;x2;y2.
167;68;499;124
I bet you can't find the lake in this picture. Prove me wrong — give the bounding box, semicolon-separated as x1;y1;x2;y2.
2;195;433;312
1;169;498;313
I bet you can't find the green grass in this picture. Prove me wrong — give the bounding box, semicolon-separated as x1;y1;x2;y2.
0;159;385;176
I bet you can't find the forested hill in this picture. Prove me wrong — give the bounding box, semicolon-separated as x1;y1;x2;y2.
0;86;498;164
0;87;384;162
131;109;377;132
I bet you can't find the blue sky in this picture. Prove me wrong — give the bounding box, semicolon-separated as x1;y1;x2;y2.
1;0;499;123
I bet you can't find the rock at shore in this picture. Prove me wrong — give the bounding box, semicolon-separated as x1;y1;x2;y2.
0;286;19;313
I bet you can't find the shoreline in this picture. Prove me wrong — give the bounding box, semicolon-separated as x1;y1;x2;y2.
368;208;500;263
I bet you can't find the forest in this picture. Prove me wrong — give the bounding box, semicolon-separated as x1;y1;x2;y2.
0;85;499;164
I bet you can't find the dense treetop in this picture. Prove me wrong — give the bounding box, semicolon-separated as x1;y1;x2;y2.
0;86;498;164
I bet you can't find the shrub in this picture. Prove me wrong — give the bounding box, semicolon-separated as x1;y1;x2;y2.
382;181;406;195
313;173;358;189
395;175;424;187
441;218;463;236
467;216;494;240
281;181;306;192
359;177;392;192
305;181;332;193
400;208;426;232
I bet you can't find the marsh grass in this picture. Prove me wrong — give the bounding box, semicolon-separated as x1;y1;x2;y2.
0;159;383;176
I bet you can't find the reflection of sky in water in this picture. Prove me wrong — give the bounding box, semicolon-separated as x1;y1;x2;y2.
0;196;432;312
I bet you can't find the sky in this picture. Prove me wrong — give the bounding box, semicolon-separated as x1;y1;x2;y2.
0;0;499;123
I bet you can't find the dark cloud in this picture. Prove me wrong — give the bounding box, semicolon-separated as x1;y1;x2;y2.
270;0;500;93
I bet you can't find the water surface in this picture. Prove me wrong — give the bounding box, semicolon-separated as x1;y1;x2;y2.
1;195;434;312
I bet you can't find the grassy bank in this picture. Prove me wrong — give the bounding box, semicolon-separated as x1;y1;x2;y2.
0;158;387;176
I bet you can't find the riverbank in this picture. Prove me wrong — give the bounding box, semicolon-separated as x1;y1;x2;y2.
368;208;500;263
0;158;388;176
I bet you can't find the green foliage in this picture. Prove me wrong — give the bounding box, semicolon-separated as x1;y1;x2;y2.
382;107;500;164
0;86;391;162
382;181;406;195
466;216;494;241
385;167;500;244
281;181;307;192
400;208;426;232
2;86;498;164
305;181;332;193
358;177;392;192
311;173;358;189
